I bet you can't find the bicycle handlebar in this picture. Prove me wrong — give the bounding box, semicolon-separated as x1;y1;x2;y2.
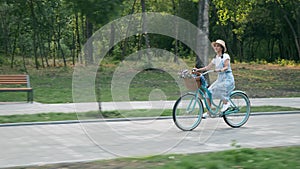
200;70;214;76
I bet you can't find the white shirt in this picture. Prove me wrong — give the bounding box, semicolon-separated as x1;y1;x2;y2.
211;53;230;67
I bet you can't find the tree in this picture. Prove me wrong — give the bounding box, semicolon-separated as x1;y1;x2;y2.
211;0;255;62
1;0;299;69
196;0;210;68
275;0;300;60
66;0;122;64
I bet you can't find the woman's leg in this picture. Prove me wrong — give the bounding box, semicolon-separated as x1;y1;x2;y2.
207;98;211;107
221;98;230;111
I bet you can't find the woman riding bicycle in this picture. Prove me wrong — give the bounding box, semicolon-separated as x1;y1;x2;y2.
193;39;235;118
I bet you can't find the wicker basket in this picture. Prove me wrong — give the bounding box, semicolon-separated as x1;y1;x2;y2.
184;77;201;90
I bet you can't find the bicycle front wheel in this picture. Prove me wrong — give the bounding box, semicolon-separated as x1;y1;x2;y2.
172;93;204;131
223;92;251;128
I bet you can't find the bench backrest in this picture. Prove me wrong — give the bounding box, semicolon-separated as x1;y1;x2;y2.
0;75;31;88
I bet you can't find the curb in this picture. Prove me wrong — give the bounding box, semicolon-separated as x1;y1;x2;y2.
0;116;172;127
0;111;299;127
250;111;300;116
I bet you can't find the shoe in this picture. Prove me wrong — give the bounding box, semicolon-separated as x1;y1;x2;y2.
202;112;209;119
221;102;231;112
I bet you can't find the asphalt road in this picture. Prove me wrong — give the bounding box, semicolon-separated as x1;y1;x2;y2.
0;97;300;115
0;113;299;168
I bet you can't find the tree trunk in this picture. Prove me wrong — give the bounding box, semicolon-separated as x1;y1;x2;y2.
141;0;151;63
21;44;27;73
53;36;57;67
141;0;150;48
108;23;115;55
239;40;243;62
1;9;10;57
85;18;94;65
11;23;19;68
196;0;209;68
38;34;45;68
172;0;179;63
122;0;137;59
46;35;51;67
75;12;82;63
57;18;67;67
28;0;39;69
231;32;237;63
72;31;76;65
81;14;85;40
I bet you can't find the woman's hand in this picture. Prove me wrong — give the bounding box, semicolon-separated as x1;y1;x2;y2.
214;69;222;72
192;68;198;72
193;67;206;72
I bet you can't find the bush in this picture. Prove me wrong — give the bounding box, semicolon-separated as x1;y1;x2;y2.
0;55;8;65
275;58;296;66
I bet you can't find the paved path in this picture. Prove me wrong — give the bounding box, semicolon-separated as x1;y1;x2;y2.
0;97;299;115
0;113;299;168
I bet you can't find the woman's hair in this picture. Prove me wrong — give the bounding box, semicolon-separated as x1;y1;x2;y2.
220;46;225;54
220;46;225;58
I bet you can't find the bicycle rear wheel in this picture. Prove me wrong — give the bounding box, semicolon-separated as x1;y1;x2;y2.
223;92;250;128
172;93;204;131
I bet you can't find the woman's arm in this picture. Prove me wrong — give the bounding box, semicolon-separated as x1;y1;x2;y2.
196;62;214;72
215;59;229;72
222;59;229;72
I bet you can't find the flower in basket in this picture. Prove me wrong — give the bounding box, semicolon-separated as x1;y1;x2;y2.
178;69;194;78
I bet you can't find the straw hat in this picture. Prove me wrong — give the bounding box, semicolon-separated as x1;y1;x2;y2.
211;39;227;52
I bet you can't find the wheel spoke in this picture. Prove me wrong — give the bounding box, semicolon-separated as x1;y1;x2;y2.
223;92;250;128
173;93;204;131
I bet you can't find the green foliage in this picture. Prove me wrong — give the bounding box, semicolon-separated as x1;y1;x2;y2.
212;0;255;38
211;0;300;62
12;146;300;169
66;0;122;25
0;55;8;65
275;58;297;66
0;0;299;69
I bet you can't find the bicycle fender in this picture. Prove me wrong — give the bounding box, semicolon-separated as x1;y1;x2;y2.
230;90;248;97
187;91;197;95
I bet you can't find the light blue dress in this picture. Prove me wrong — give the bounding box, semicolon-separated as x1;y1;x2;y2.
208;53;235;101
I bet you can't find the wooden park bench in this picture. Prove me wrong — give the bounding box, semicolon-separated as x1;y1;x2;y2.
0;75;33;103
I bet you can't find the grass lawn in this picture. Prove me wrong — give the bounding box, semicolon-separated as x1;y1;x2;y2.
1;61;299;169
8;146;300;169
0;61;299;103
0;106;299;124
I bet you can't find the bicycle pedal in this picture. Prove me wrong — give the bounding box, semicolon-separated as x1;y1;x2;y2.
210;114;218;118
220;109;229;116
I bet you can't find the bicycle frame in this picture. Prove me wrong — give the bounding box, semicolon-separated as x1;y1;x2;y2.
199;87;222;115
186;89;221;117
189;70;240;117
173;70;251;130
222;90;249;116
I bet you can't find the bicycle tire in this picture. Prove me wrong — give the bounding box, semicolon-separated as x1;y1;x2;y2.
223;92;251;128
172;93;204;131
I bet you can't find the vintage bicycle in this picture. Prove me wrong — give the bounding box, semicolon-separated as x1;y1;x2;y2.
173;69;251;131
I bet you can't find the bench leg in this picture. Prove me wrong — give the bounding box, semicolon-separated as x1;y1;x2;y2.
27;91;33;103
